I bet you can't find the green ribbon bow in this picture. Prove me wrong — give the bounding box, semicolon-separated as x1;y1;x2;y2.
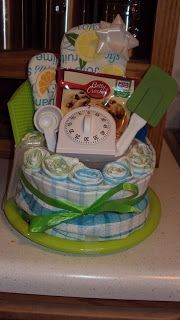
20;172;145;233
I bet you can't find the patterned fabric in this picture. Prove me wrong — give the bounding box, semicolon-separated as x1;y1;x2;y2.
60;23;127;75
21;167;152;207
14;139;155;241
16;184;149;241
60;18;138;76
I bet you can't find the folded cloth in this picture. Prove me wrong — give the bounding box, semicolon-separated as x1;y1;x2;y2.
60;15;139;76
28;52;58;109
16;184;149;241
61;24;127;76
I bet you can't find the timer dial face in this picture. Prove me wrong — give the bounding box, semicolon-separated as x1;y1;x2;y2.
64;108;112;145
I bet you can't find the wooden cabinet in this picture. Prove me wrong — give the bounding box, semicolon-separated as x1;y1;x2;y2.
147;0;180;164
0;0;179;163
0;292;180;320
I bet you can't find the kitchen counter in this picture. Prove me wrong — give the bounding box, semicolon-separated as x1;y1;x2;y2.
0;142;180;302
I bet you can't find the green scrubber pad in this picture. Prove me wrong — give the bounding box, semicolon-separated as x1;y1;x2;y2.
8;81;35;145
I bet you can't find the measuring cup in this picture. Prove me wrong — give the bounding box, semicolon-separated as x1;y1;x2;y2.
34;105;63;152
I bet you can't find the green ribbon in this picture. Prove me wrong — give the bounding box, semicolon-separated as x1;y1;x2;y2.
20;172;145;233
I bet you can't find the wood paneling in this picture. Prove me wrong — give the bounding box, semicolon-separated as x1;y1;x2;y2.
0;50;44;79
148;0;180;164
0;52;149;80
0;139;14;158
0;292;180;320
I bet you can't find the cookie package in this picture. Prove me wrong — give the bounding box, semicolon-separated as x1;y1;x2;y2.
56;68;137;139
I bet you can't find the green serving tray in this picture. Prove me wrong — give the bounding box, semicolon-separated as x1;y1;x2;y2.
3;188;161;255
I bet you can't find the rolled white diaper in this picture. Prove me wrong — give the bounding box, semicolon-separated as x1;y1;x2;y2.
21;131;45;147
102;158;133;185
68;166;104;187
42;154;70;180
23;147;50;172
128;141;153;176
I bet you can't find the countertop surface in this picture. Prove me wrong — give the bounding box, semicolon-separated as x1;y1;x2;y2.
0;142;180;302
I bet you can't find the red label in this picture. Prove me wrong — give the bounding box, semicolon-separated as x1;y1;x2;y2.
86;80;110;98
116;80;130;91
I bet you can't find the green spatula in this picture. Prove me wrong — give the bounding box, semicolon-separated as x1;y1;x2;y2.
116;65;178;156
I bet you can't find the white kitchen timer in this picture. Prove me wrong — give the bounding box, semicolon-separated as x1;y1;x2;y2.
56;106;117;161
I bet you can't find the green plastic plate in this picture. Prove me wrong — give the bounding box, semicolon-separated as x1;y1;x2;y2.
3;188;161;255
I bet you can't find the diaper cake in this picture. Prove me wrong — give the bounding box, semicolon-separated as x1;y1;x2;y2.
4;15;177;254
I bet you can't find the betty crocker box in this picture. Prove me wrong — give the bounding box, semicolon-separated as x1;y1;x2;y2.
56;68;137;139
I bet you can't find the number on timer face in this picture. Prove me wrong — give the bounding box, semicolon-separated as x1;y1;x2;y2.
64;109;111;145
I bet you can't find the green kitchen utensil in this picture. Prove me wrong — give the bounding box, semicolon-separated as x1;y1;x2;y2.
8;81;35;145
116;65;178;156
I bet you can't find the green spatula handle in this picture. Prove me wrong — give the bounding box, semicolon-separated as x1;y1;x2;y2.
116;114;146;157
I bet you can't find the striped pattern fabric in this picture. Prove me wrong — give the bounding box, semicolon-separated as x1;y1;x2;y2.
14;140;155;241
16;185;149;241
21;165;153;207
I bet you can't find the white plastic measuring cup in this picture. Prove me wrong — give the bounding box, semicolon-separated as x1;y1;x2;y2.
34;105;63;152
